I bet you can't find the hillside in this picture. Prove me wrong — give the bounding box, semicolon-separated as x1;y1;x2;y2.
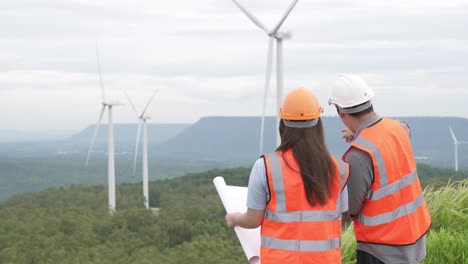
0;158;236;202
1;116;467;169
0;116;468;202
0;167;466;263
0;129;72;143
156;116;468;167
71;123;189;144
0;123;189;158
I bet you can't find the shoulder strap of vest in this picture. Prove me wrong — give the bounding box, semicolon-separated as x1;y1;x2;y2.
337;159;350;192
261;154;272;204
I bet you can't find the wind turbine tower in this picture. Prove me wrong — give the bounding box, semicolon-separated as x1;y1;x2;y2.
85;42;124;213
231;0;299;155
449;126;468;172
125;89;160;209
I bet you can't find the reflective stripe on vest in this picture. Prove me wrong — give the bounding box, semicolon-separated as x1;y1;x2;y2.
354;136;389;186
268;152;286;212
262;236;341;252
367;170;418;200
265;209;341;222
358;193;424;226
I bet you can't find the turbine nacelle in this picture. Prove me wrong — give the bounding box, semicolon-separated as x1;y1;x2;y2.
102;101;125;107
269;31;292;40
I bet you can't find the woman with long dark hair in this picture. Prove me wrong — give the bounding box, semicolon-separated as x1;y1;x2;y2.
226;87;349;264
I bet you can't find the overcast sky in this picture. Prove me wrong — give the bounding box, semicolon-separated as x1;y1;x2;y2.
1;0;467;133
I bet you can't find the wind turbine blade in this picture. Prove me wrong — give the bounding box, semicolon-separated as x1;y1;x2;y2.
141;88;160;116
449;126;458;143
86;105;106;166
259;37;275;155
124;90;140;117
271;0;299;34
133;121;142;176
95;41;106;102
232;0;269;33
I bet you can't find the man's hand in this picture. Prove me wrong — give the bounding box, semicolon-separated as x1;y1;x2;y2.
341;127;355;143
342;212;352;223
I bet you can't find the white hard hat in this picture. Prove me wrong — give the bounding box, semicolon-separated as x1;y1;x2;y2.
328;74;375;109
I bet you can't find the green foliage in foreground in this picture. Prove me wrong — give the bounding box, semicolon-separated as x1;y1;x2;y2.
0;167;250;264
0;167;466;263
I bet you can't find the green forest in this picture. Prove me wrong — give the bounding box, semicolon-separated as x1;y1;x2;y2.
0;165;466;263
0;158;233;202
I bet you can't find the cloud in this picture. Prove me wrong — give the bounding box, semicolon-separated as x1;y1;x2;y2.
0;0;467;131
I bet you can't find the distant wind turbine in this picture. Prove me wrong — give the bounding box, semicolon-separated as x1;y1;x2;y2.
85;42;124;214
125;89;160;209
449;126;468;172
231;0;299;155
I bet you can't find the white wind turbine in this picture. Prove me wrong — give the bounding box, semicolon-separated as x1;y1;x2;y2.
125;89;160;209
449;126;468;172
232;0;299;154
85;42;124;214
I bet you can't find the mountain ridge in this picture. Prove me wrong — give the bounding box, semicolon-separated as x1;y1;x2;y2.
1;116;467;169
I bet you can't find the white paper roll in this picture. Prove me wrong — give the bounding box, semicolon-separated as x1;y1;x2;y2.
213;176;261;263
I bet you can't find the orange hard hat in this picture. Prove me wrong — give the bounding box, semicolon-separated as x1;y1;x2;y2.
279;87;323;121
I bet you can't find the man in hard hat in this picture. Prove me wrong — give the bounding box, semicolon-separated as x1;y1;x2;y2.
328;74;431;264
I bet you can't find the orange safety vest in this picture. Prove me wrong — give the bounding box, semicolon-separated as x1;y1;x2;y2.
262;150;349;264
343;118;431;245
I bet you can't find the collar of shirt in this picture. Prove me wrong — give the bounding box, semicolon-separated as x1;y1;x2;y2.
354;113;382;139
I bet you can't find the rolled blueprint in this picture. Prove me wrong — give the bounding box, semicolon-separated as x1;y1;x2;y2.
213;176;260;264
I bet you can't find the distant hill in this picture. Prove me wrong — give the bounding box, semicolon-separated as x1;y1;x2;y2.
71;123;189;144
155;116;468;168
0;129;72;142
0;123;189;158
156;116;277;162
1;116;467;169
1;116;466;205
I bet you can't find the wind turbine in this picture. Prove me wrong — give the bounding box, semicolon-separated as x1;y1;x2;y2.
85;42;124;213
125;89;160;209
449;126;468;172
231;0;299;155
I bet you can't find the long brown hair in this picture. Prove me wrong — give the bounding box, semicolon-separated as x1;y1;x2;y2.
277;118;336;206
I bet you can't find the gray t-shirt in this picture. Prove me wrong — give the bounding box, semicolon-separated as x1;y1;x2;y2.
345;114;427;264
246;158;348;213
